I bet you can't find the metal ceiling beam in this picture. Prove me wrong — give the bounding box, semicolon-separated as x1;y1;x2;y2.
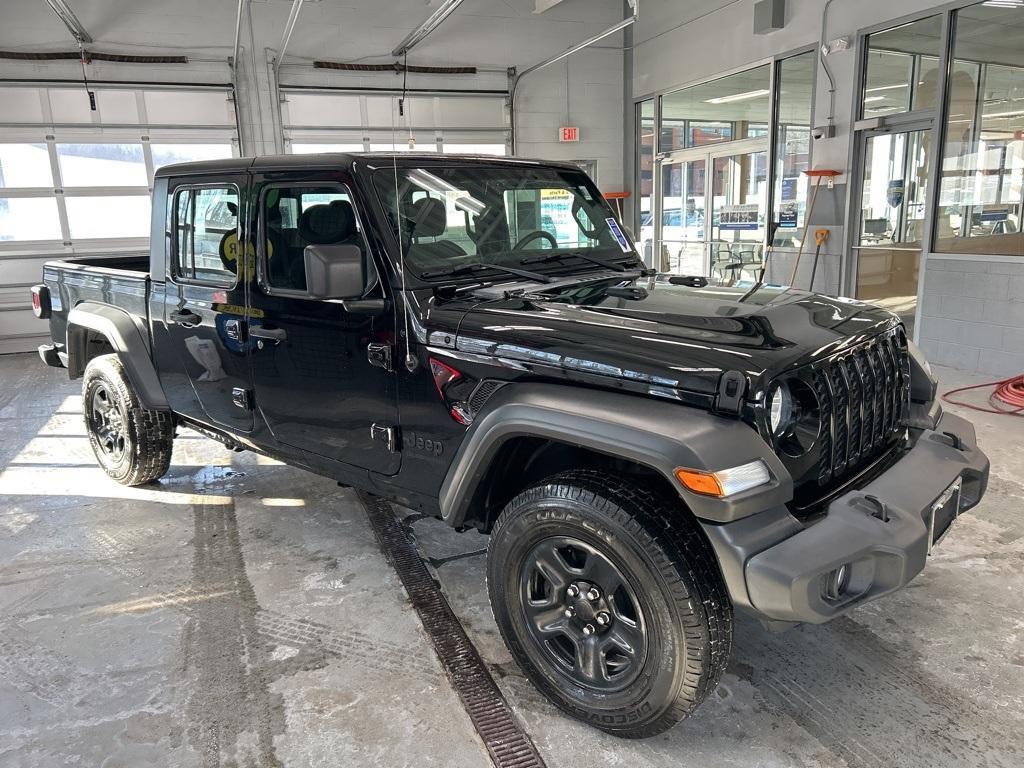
391;0;467;58
44;0;93;45
273;0;305;78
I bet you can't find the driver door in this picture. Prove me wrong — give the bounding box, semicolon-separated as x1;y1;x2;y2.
246;175;400;475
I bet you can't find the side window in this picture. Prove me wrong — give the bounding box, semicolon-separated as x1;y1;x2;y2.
262;185;372;294
173;186;239;285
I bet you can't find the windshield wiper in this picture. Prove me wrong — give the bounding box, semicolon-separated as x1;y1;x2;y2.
420;262;553;283
520;250;637;273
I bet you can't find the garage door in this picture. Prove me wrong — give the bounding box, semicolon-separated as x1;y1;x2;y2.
0;83;238;354
281;89;508;155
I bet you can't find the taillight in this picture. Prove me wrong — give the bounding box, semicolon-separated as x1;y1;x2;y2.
31;285;51;319
429;357;473;425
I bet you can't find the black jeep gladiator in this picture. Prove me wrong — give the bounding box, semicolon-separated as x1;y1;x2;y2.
32;153;988;737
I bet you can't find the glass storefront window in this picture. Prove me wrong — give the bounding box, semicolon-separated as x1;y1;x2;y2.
935;2;1024;257
636;100;655;260
660;65;770;152
862;15;943;117
772;52;814;248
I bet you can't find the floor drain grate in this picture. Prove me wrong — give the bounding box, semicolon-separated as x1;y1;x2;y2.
358;491;548;768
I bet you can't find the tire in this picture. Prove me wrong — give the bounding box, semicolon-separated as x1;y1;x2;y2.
83;354;174;486
486;470;732;738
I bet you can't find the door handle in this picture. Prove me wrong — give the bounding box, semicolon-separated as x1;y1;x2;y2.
250;325;287;343
170;309;201;328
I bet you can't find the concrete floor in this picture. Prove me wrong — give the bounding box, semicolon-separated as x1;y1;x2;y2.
0;352;1022;768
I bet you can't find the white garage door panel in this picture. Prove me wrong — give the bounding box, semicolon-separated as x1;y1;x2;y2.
1;256;57;286
285;94;362;127
0;88;45;123
49;88;140;124
144;91;235;126
433;97;506;128
0;308;47;354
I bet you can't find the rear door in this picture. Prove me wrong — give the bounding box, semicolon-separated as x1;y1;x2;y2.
152;175;254;432
246;173;400;474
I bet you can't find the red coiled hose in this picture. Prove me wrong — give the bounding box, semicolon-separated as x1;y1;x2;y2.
942;374;1024;415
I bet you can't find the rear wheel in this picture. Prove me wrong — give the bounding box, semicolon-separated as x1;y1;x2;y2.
83;354;174;486
486;470;732;738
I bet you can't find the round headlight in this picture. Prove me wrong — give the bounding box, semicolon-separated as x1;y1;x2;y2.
769;383;793;435
769;377;822;458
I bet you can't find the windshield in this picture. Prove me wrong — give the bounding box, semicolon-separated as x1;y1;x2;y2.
371;164;640;279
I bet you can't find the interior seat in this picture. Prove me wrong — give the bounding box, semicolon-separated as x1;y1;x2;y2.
405;197;467;269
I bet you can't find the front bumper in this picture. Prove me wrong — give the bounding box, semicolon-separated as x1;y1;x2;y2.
705;410;989;624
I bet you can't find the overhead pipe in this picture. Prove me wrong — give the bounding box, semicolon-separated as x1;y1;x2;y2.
509;0;637;154
273;0;305;78
391;0;467;58
44;0;92;44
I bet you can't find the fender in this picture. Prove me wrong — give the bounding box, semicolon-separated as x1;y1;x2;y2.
438;383;793;526
66;302;170;411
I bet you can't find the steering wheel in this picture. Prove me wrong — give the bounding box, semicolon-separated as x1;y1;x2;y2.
513;230;558;251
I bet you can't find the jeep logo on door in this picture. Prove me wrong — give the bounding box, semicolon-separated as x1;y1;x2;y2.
407;433;443;457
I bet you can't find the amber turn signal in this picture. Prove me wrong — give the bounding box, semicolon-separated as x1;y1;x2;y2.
675;460;772;498
674;469;724;497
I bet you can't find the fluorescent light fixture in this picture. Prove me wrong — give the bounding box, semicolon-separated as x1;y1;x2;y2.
406;168;486;215
864;96;886;103
983;1;1023;8
866;83;908;93
985;109;1024;118
704;89;770;105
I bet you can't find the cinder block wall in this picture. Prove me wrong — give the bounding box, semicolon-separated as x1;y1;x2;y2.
918;259;1024;375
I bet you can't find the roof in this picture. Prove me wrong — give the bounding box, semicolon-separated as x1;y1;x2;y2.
153;152;580;179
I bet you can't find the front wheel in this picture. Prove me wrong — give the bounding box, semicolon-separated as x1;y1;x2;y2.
83;354;174;486
486;470;732;738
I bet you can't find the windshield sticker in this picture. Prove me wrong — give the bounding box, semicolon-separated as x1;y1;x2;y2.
605;217;632;253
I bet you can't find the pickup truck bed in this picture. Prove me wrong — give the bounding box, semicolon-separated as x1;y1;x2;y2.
42;256;151;360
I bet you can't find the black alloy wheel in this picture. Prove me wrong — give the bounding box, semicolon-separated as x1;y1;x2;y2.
88;383;128;463
520;536;647;692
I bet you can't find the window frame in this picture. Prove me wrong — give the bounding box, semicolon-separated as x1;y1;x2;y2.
169;182;241;289
255;180;376;300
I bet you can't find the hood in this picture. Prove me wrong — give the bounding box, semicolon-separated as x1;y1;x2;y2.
432;275;899;402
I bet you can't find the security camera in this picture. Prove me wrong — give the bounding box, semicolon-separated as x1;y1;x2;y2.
812;125;836;140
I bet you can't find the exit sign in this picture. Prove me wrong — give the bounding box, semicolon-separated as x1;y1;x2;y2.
559;126;580;142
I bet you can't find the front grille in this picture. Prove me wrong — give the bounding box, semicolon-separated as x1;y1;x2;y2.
810;327;910;487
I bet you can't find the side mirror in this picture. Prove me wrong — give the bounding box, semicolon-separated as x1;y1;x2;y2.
303;243;386;315
304;244;365;300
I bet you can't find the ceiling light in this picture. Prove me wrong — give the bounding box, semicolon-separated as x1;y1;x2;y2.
866;83;908;93
983;1;1023;8
985;109;1024;118
704;89;770;104
864;96;886;103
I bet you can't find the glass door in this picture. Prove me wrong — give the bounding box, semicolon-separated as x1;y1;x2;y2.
655;139;768;278
853;128;931;334
708;147;769;282
658;155;706;274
